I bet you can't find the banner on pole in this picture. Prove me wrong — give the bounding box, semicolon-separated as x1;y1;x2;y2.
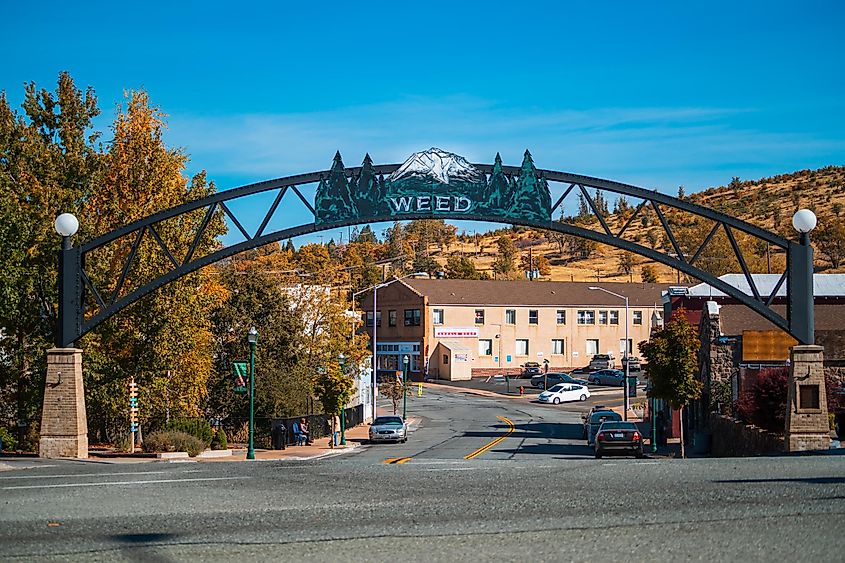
233;361;248;394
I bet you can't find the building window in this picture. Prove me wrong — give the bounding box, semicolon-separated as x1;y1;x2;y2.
633;311;643;325
552;339;565;355
577;310;595;325
556;310;566;324
505;309;516;324
475;309;485;324
620;339;632;355
529;310;538;324
515;339;529;356
366;311;382;327
610;310;619;325
442;354;449;365
599;310;608;325
586;339;599;356
432;309;444;325
479;339;493;356
404;309;421;326
388;310;397;327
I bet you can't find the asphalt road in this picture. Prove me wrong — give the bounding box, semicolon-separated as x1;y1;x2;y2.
2;388;843;561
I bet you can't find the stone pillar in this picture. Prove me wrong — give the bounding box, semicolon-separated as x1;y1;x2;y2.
39;348;88;458
785;345;830;452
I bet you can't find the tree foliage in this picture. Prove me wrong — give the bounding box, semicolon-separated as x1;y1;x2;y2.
641;264;659;283
815;217;845;269
492;236;518;276
640;311;702;410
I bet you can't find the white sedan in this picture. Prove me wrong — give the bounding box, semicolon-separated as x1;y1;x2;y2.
538;383;590;405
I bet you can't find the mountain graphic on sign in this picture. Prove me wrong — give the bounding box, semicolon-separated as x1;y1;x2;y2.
388;147;485;185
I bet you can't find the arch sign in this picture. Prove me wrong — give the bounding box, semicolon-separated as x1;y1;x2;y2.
315;148;550;224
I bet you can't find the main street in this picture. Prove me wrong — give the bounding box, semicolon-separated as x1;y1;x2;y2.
2;388;843;561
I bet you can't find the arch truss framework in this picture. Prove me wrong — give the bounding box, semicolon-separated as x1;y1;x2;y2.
57;155;815;348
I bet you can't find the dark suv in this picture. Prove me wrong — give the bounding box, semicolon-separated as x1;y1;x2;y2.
531;372;589;389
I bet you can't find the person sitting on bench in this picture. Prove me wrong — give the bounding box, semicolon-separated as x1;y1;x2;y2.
292;418;309;445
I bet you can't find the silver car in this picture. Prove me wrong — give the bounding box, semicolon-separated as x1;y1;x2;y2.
368;416;407;443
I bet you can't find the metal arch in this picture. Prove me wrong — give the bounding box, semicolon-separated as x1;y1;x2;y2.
60;164;811;348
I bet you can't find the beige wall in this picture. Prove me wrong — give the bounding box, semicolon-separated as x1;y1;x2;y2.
425;304;659;373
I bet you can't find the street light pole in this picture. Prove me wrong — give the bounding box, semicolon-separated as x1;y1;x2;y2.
247;326;258;460
339;353;347;445
402;354;410;420
352;272;427;422
589;286;630;421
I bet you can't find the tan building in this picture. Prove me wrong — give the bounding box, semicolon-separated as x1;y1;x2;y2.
360;279;665;381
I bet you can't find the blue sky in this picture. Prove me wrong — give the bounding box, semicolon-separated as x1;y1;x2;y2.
3;1;844;244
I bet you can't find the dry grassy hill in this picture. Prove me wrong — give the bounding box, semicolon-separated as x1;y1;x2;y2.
435;165;845;283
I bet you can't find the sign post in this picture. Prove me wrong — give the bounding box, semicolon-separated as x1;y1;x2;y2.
128;378;138;454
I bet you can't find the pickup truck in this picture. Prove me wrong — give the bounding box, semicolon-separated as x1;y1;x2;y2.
588;354;614;370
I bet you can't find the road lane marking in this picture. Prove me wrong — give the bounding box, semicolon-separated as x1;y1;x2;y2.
0;476;250;490
0;469;206;480
383;457;413;465
464;416;515;460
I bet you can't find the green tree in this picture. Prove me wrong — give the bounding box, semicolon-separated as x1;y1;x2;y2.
208;250;306;421
815;218;845;269
0;73;102;437
81;91;225;441
445;256;489;280
618;252;635;276
639;311;703;458
492;236;517;277
312;361;355;448
641;264;659;283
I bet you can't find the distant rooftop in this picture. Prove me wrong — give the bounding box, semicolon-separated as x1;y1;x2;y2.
401;279;666;307
683;274;845;298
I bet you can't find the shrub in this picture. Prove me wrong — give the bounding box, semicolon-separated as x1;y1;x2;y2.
143;430;205;457
165;418;213;447
735;368;788;432
211;428;228;450
0;427;16;452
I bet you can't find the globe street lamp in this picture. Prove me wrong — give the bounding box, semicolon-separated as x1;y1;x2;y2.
589;286;630;421
247;326;258;460
352;272;427;421
54;213;80;245
402;354;410;420
791;209;817;345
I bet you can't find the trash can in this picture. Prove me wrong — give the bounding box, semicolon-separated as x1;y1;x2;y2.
627;376;638;398
270;420;287;450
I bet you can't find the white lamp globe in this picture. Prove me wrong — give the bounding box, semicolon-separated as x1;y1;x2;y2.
792;209;817;234
54;213;79;237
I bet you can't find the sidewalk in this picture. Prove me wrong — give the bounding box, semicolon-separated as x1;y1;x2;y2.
206;421;373;462
81;416;423;464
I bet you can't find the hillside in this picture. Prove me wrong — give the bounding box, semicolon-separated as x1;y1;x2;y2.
436;165;845;283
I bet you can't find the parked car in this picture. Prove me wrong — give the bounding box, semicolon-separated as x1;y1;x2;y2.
531;372;589;389
570;367;595;377
368;416;407;443
589;354;615;370
538;383;590;404
594;421;644;458
584;410;622;445
521;362;542;378
589;369;634;387
621;356;642;371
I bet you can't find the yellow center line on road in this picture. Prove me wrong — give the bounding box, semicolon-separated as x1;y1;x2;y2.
464;416;515;460
383;457;413;465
